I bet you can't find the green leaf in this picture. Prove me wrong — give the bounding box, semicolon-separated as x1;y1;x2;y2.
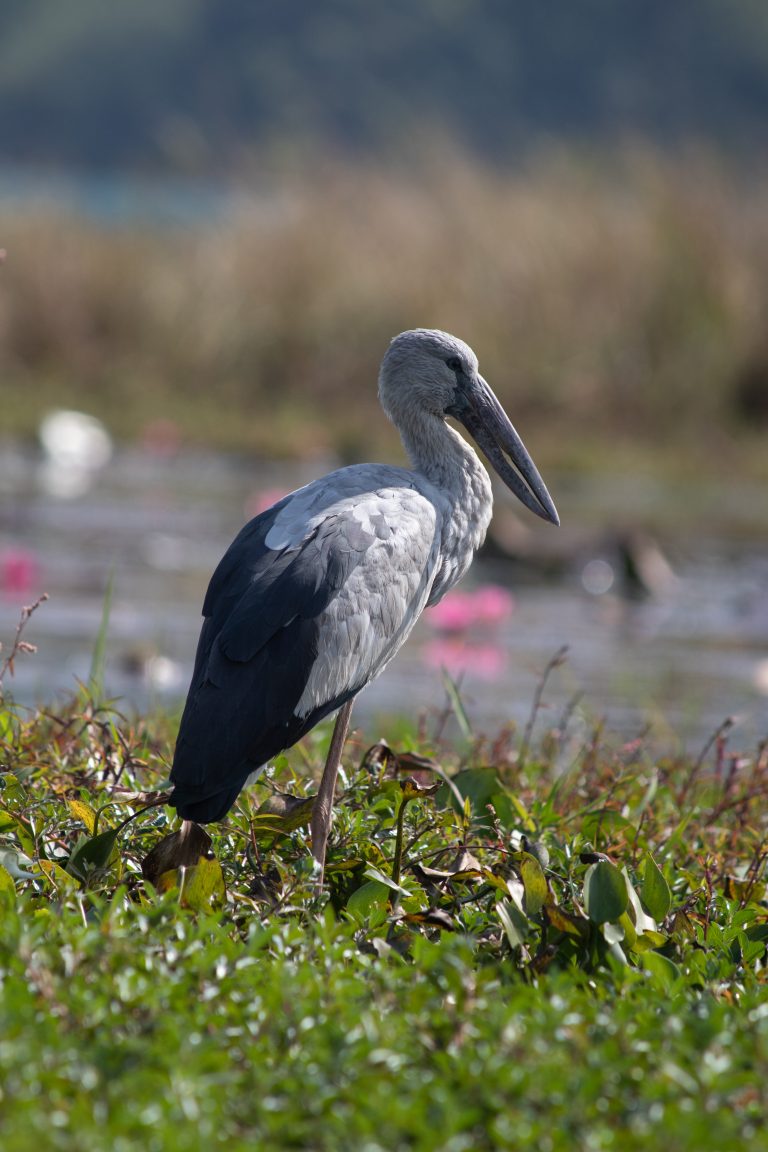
632;929;668;951
581;808;638;843
347;879;390;921
363;864;412;897
180;856;225;911
0;863;16;912
496;900;527;949
88;571;114;701
520;852;548;917
490;790;536;833
583;860;629;925
37;859;79;892
623;868;658;936
0;708;16;741
618;911;638;951
641;854;671;921
640;950;681;990
0;774;26;806
440;768;502;826
545;903;589;939
440;667;473;740
67;827;119;881
253;792;314;835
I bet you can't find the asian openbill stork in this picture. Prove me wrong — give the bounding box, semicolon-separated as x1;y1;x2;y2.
167;329;558;881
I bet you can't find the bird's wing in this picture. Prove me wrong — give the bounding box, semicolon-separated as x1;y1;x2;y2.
170;478;440;818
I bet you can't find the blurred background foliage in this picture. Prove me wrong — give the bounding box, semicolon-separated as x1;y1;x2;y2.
2;0;768;478
3;0;768;169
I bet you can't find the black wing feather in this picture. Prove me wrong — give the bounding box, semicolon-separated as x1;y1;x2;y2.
170;504;374;821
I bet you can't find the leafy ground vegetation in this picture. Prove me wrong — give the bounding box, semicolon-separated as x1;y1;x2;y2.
1;623;768;1151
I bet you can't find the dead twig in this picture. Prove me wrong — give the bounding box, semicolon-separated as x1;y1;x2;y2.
0;594;49;693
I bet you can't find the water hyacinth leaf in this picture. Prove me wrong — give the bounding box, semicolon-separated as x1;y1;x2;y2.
520;852;548;917
583;860;629;925
180;856;225;911
68;799;97;835
346;880;390;921
641;854;671;921
67;827;119;880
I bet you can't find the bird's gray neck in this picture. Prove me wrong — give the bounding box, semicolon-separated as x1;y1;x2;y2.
399;411;494;591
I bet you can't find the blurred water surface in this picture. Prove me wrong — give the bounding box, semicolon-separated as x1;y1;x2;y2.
1;439;766;752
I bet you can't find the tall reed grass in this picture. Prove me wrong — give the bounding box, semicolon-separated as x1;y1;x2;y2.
3;148;768;471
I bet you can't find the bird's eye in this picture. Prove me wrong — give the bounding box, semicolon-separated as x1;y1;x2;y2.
446;356;463;373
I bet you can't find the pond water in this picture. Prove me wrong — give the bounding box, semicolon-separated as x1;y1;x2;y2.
1;438;767;754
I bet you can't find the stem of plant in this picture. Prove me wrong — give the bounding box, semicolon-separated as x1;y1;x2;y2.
391;793;411;890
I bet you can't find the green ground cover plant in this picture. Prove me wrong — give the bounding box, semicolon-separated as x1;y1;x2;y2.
1;622;767;1150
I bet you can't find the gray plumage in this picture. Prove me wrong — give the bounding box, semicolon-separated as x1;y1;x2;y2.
170;329;558;822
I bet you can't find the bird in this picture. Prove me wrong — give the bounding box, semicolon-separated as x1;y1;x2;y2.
167;329;559;880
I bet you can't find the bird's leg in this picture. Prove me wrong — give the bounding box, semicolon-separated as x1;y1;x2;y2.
311;698;354;885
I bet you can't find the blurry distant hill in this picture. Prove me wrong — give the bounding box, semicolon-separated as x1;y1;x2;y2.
1;0;768;173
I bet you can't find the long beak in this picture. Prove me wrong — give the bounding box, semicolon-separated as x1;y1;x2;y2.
457;376;559;525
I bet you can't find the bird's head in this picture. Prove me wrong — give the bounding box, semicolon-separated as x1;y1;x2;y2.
379;329;559;526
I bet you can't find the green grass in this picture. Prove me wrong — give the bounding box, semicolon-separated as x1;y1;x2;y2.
1;678;767;1150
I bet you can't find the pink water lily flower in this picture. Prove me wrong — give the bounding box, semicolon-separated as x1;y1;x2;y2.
426;583;514;632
